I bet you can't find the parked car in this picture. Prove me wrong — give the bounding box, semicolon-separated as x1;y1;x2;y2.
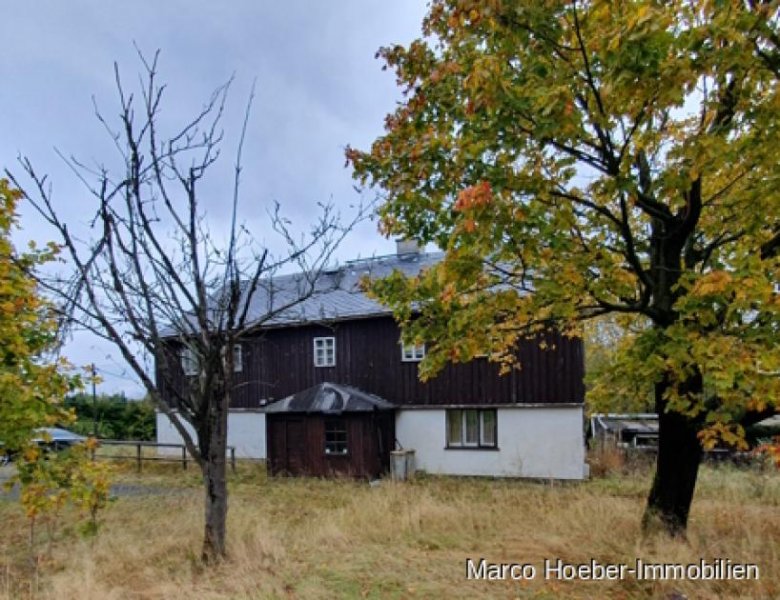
32;427;87;451
0;427;87;464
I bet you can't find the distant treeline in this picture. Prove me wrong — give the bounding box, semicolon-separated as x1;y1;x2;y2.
65;393;155;441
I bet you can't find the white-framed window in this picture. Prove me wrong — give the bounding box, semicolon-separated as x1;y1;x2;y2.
181;346;198;377
401;341;426;362
446;409;497;448
313;336;336;367
183;345;243;375
324;418;348;455
232;344;243;373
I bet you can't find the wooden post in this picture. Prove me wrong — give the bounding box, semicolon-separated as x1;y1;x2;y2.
230;447;236;473
182;445;187;470
136;443;142;472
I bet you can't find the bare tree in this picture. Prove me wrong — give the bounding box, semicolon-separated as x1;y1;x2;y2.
9;51;360;563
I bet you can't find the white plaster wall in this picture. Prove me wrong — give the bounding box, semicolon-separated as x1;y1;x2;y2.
156;411;266;459
395;407;586;479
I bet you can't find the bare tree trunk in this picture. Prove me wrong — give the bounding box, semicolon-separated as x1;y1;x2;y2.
200;386;230;563
642;373;704;537
202;458;228;562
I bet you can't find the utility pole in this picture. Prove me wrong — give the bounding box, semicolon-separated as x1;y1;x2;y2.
91;363;98;437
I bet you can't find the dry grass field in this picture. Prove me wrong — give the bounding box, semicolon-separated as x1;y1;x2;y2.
1;456;778;600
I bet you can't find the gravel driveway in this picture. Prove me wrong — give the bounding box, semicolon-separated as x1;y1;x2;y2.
0;464;14;485
0;464;185;500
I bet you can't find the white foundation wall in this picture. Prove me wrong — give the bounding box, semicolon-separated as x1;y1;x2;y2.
156;411;267;459
395;406;586;479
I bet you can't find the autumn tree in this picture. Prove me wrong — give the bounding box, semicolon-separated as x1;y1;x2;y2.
0;178;73;456
0;179;110;550
10;52;357;562
348;0;780;535
584;316;654;414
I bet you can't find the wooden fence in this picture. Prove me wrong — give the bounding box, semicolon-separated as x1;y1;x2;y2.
96;440;237;473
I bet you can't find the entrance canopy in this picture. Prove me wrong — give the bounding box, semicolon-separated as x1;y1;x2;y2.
264;382;395;415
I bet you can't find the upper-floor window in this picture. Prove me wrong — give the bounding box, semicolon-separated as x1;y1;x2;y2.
401;341;426;362
446;409;497;449
182;344;243;376
232;344;243;373
313;337;336;367
181;346;198;376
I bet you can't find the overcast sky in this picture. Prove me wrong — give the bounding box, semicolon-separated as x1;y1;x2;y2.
1;1;428;396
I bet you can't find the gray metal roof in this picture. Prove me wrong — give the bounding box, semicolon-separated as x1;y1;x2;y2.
243;251;442;328
160;251;442;339
590;414;659;436
264;382;395;414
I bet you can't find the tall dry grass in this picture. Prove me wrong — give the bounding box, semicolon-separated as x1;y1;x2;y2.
1;460;777;599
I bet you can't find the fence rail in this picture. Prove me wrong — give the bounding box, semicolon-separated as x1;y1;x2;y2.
95;440;236;473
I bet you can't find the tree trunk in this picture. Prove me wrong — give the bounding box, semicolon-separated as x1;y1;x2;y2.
202;452;228;563
199;383;230;563
642;375;704;537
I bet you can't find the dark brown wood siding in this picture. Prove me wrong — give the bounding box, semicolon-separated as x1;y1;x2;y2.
227;316;584;409
266;412;394;479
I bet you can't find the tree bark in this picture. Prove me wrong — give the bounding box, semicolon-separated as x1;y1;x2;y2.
199;383;230;563
642;374;704;537
202;455;228;563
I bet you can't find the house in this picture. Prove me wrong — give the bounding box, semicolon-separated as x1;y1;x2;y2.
156;242;587;479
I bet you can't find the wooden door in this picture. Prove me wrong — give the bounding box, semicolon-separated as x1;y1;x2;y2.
285;418;306;475
268;417;285;475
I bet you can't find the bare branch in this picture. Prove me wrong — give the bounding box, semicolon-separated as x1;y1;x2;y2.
6;52;362;560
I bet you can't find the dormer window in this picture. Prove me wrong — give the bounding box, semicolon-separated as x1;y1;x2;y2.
401;341;425;362
313;337;336;367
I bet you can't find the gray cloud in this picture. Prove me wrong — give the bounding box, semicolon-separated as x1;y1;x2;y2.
1;0;428;395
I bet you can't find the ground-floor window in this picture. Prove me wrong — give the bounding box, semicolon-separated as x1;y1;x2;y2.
324;419;348;455
446;409;497;448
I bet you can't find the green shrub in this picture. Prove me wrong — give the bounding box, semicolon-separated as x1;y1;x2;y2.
64;394;155;440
